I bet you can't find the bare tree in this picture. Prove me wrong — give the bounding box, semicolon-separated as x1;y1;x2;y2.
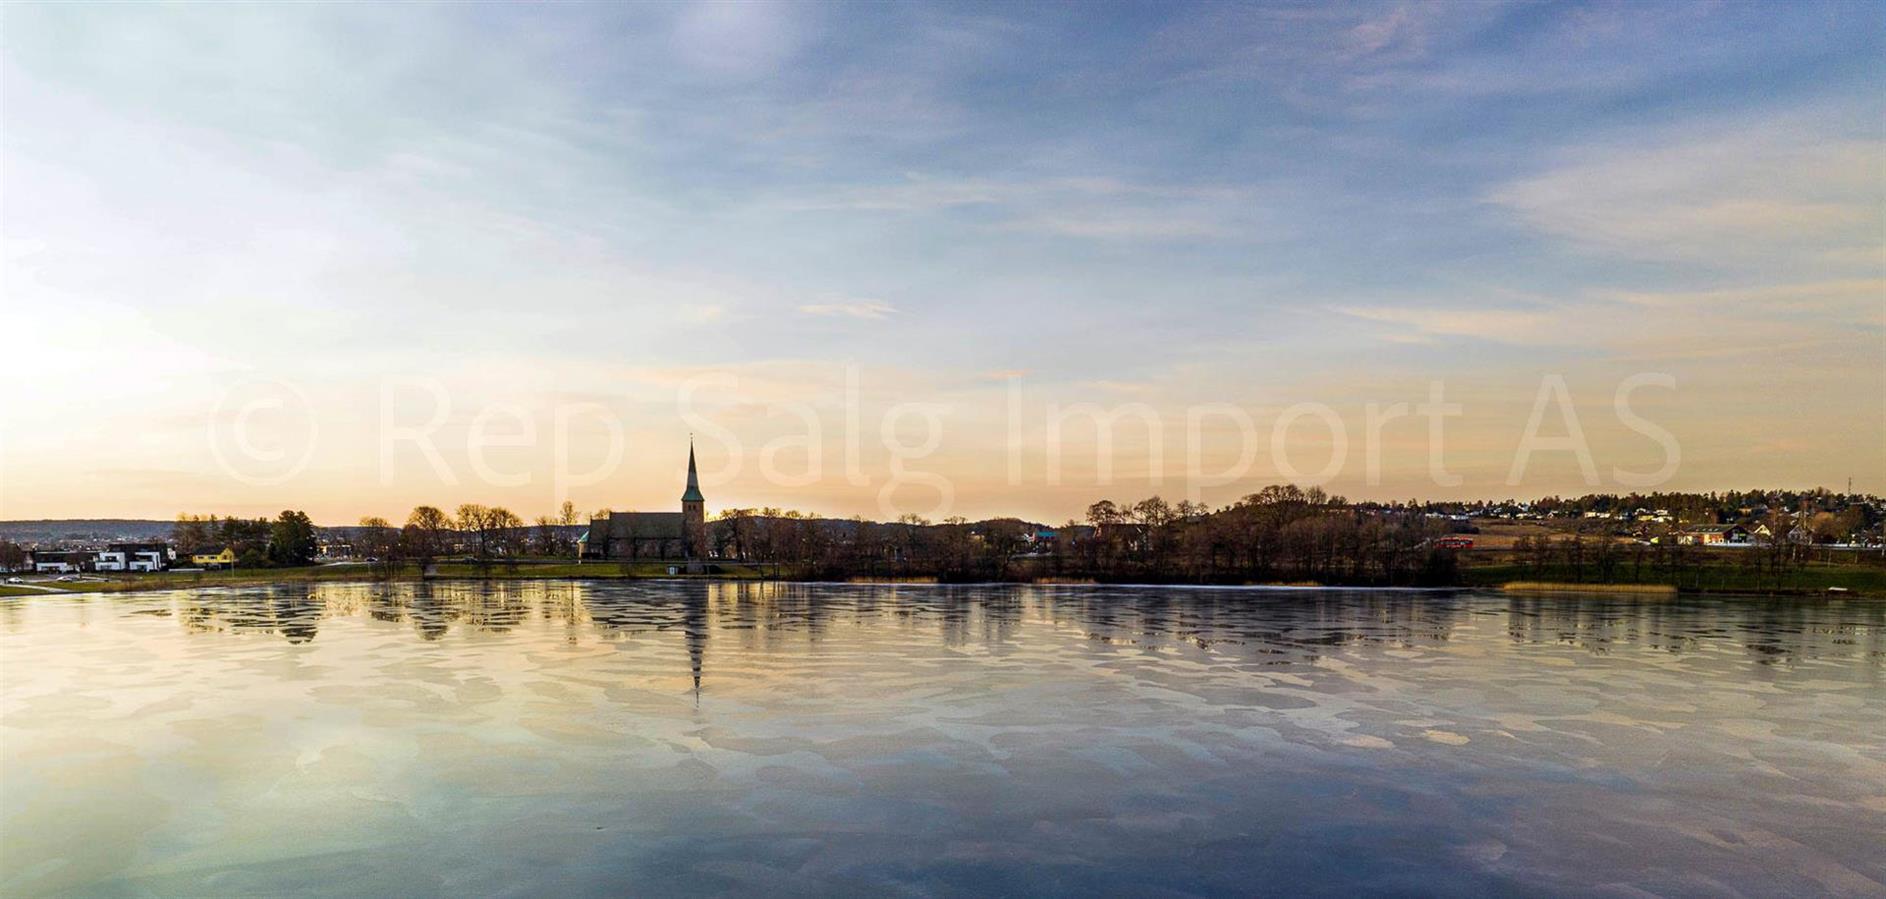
356;517;393;556
406;505;452;559
534;515;561;556
455;504;491;558
0;541;25;573
485;507;523;559
357;516;398;577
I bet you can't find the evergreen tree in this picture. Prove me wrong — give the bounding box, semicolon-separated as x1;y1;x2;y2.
269;510;318;566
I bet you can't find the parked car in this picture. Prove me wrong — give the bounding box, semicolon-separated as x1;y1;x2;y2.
5;577;21;584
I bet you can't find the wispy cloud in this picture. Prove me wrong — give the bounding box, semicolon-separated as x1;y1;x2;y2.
797;300;896;320
1339;276;1884;359
669;3;808;80
804;175;1248;212
1489;113;1883;269
792;175;1262;241
1602;279;1885;316
1341;3;1450;62
1336;305;1557;344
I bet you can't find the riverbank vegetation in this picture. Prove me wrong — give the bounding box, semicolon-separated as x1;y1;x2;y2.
170;510;318;567
9;487;1882;597
30;553;1884;598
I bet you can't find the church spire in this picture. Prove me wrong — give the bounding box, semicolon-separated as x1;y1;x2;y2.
681;438;705;503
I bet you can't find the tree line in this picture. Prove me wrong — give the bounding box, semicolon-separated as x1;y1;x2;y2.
351;500;589;569
709;485;1461;585
172;511;318;567
326;487;1458;585
153;484;1877;586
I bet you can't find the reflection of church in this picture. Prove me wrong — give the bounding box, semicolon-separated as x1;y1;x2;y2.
579;443;708;562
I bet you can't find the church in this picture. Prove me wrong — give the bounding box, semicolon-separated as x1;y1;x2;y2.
579;443;708;562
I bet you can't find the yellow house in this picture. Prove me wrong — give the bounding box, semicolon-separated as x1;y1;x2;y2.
191;547;237;569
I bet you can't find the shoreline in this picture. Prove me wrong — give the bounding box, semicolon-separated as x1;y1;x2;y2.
6;565;1879;599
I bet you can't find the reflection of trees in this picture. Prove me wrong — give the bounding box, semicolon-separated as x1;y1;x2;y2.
982;590;1022;650
367;585;407;624
453;582;530;633
409;584;454;641
175;585;320;643
154;581;1883;687
1505;595;1886;671
1018;588;1469;667
168;581;566;643
273;590;318;643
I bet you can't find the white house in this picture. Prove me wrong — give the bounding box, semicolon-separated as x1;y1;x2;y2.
94;548;167;572
29;551;89;573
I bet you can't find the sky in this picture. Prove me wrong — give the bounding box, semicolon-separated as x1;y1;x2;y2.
2;1;1882;525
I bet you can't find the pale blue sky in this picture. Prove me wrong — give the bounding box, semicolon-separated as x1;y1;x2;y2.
4;2;1882;520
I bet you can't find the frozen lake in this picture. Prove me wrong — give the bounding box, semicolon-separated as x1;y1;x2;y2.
2;582;1882;896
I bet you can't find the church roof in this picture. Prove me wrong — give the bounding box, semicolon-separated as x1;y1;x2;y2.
609;511;684;539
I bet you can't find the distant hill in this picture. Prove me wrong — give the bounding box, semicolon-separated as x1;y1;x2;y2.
2;516;1049;548
0;519;404;546
0;519;599;549
0;519;179;545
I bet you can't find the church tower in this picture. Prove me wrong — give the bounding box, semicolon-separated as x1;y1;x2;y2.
681;440;706;560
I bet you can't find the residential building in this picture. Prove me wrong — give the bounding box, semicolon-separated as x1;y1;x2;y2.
190;547;237;569
1676;525;1748;545
95;543;171;572
29;550;90;573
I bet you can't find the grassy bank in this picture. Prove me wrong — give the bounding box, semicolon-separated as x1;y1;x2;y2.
0;583;74;597
1502;581;1679;596
62;565;394;594
16;559;782;595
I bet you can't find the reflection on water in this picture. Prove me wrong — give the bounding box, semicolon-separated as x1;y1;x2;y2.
2;582;1882;896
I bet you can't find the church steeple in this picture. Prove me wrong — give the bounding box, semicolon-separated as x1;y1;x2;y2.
681;439;707;563
681;439;705;503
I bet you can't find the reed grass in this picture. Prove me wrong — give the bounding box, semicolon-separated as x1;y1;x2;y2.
1502;581;1678;595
